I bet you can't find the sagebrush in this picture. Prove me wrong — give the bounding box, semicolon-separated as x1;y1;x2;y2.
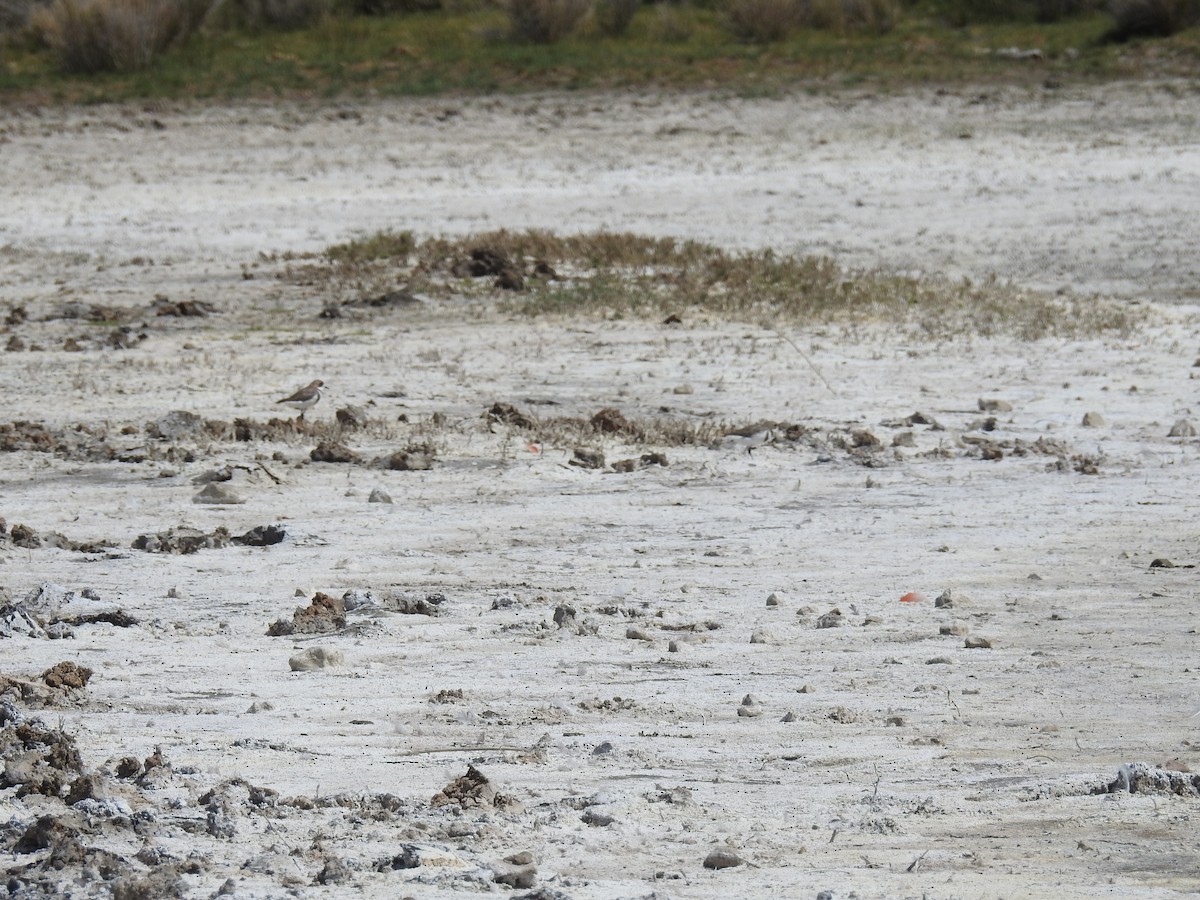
30;0;206;71
505;0;591;41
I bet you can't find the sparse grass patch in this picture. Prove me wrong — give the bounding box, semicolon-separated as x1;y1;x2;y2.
304;228;1143;340
324;229;417;264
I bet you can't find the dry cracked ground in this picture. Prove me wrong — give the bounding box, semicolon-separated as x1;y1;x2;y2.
0;82;1199;900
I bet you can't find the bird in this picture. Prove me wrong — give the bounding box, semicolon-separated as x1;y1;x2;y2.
720;423;776;456
276;379;324;420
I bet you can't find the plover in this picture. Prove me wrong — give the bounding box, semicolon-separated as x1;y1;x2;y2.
277;379;324;420
721;423;775;456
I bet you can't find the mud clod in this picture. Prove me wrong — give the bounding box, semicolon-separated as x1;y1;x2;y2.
311;441;361;463
267;592;347;636
431;765;521;812
133;526;232;554
486;403;536;429
40;662;92;690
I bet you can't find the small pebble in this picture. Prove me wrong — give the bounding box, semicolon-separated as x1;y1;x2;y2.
940;622;969;636
368;488;393;504
964;636;993;649
668;640;680;653
925;656;954;665
1081;411;1105;427
781;711;797;723
591;741;613;756
1168;418;1197;438
934;589;954;608
766;592;781;607
625;627;653;642
749;628;773;644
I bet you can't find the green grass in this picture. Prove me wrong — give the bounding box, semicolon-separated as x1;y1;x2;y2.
298;228;1144;340
2;5;1197;102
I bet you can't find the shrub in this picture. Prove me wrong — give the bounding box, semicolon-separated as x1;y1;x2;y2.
594;0;638;34
838;0;898;30
650;1;693;39
30;0;206;72
722;0;800;41
222;0;332;28
1107;0;1198;37
1034;0;1093;20
0;0;40;29
345;0;439;14
796;0;897;30
506;0;591;41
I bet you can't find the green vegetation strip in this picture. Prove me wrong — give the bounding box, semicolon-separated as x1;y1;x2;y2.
2;5;1197;103
311;228;1141;339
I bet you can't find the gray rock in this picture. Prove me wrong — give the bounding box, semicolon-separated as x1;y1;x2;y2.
749;628;773;644
737;694;763;718
1;603;46;638
569;447;605;469
491;860;537;889
289;647;344;671
815;609;843;628
582;808;615;826
978;398;1013;412
149;410;207;441
591;741;613;756
23;582;75;618
193;482;244;505
702;848;744;869
367;488;393;504
341;589;375;611
1081;411;1105;427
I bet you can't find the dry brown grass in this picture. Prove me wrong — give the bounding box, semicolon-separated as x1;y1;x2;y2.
722;0;801;41
505;0;591;42
593;0;637;34
228;0;332;29
29;0;206;71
